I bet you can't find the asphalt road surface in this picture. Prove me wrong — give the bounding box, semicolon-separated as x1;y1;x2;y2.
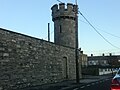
72;78;112;90
21;77;112;90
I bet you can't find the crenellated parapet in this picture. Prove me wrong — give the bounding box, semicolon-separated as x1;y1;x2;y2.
51;3;77;21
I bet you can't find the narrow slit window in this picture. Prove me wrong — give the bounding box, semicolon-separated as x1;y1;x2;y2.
60;25;62;33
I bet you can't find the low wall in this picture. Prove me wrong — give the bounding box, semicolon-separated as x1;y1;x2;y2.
99;68;117;75
0;28;76;90
82;67;115;76
82;67;99;75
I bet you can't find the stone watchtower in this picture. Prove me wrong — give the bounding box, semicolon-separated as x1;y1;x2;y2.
51;3;77;48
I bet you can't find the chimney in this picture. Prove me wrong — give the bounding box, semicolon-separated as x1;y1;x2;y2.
109;53;112;56
80;51;83;54
91;54;93;57
102;53;104;56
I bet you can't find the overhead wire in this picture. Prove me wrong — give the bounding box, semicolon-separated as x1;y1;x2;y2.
99;29;120;39
54;0;120;55
79;18;120;39
57;0;63;3
78;11;120;49
55;0;120;49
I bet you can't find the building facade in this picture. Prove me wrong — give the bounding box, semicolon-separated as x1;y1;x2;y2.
80;51;88;67
88;54;120;67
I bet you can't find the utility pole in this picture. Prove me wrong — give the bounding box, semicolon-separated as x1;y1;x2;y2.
48;23;50;42
75;0;79;83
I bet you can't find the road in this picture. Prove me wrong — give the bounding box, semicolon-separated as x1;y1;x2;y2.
21;77;112;90
72;78;111;90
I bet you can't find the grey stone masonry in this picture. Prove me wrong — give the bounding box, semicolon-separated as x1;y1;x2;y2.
0;28;76;90
51;3;77;48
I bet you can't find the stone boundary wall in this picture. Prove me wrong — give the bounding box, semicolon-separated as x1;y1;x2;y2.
0;28;76;90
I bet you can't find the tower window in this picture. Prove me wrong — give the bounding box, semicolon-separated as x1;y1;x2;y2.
60;25;62;33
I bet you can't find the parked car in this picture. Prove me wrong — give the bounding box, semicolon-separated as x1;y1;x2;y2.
111;69;120;90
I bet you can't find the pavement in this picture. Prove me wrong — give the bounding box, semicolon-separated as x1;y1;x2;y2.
21;74;114;90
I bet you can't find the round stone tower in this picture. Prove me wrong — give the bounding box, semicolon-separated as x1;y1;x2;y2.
51;3;77;48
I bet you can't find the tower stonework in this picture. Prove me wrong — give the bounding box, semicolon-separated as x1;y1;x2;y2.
51;3;77;48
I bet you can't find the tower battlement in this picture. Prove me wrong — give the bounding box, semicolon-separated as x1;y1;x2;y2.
51;3;77;21
51;3;78;48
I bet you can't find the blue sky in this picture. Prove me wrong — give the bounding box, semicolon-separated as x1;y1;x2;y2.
0;0;120;56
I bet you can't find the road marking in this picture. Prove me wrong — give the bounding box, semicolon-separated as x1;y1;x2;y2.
80;86;85;88
73;88;79;90
91;83;95;85
79;78;111;89
105;78;109;81
87;84;90;87
61;87;70;90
